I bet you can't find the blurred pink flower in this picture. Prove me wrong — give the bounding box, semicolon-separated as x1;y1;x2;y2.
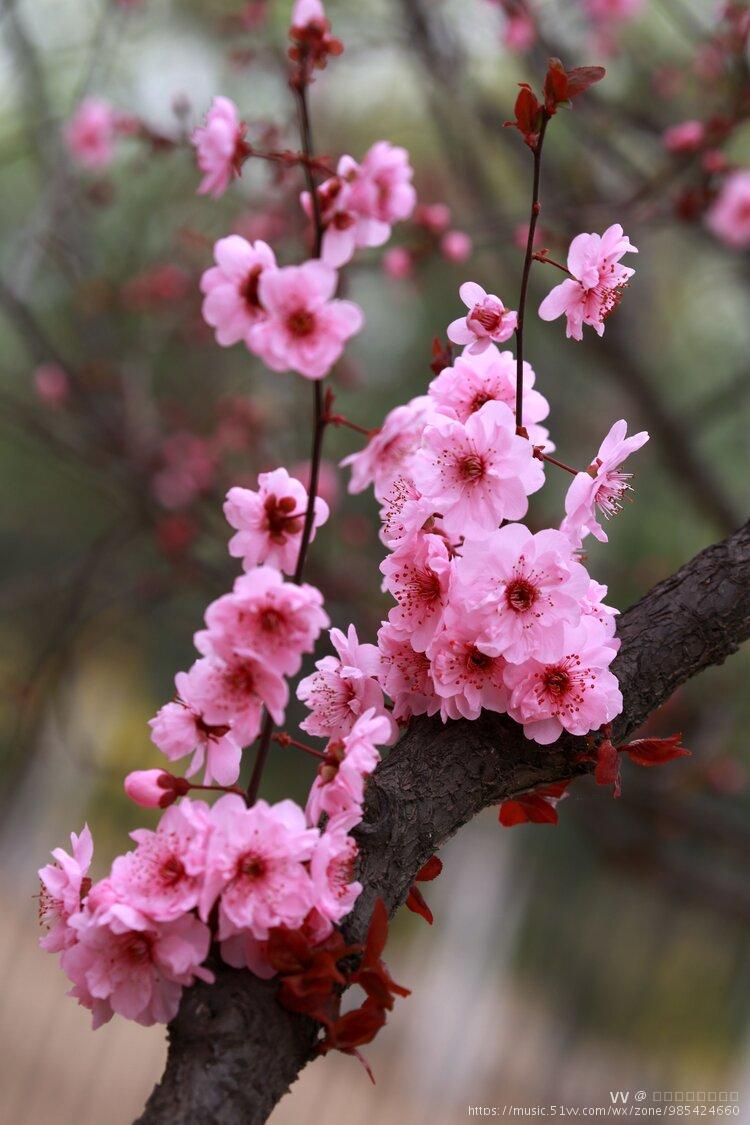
64;98;118;170
33;363;70;407
663;120;705;153
192;96;248;198
706;170;750;249
440;230;472;263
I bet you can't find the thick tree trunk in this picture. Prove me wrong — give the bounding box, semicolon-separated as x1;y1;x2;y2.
137;519;750;1125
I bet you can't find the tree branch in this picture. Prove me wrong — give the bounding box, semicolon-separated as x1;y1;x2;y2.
136;518;750;1125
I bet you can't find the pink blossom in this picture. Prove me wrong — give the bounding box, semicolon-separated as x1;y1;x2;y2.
428;345;551;448
383;246;414;280
38;826;94;953
412;400;545;540
440;231;473;263
538;224;637;341
151;432;216;510
310;823;362;924
706;170;750;250
414;202;451;233
220;929;277;978
560;419;649;545
33;363;70;407
303;154;392;269
427;609;508;721
292;0;325;25
196;566;329;677
305;708;391;824
380;532;452;651
200;795;318;940
124;770;182;809
503;12;536;52
378;474;435;550
224;467;328;574
185;654;288;747
192;96;248;199
584;0;644;18
200;236;277;347
249;261;363;380
504;618;622;744
377;622;439;721
663;120;705;153
297;625;397;741
453;524;590;664
356;142;416;223
62;908;212;1028
149;664;243;786
341;396;437;500
447;282;518;354
581;578;619;639
110;800;210;922
64;98;119;169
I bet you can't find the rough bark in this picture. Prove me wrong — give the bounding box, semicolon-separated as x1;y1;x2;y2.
137;519;750;1125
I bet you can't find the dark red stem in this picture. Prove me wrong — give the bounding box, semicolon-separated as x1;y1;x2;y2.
515;110;550;431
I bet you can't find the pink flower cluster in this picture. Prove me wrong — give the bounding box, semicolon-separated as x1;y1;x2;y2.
39;764;388;1025
200;236;363;379
336;289;649;745
303;142;416;268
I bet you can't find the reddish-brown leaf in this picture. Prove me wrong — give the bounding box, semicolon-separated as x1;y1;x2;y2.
364;898;389;961
415;855;443;882
499;793;559;827
594;737;622;797
565;65;606;98
622;734;691;767
405;884;434;925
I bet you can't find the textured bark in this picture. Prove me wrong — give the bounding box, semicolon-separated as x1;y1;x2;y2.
136;519;750;1125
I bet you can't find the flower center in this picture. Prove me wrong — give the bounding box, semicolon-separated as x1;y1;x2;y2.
286;308;316;337
238;852;267;880
127;935;153;964
260;608;285;633
505;576;538;613
240;265;263;311
332;210;355;230
470;391;493;413
467;646;492;670
542;667;570;698
460;453;485;480
160;854;185;886
469;302;503;333
264;493;302;539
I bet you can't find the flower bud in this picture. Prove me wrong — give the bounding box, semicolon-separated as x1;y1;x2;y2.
124;769;188;808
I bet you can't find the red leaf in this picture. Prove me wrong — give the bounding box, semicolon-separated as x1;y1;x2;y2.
565;65;606;98
365;898;389;961
406;884;434;925
594;737;622;798
504;84;543;146
415;855;443;882
622;734;691;767
499;793;559;827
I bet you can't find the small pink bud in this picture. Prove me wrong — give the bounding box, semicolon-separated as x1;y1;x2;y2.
440;230;472;263
33;363;70;408
382;246;413;280
124;769;186;808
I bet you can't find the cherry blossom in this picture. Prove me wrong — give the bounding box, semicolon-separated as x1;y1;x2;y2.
504;618;622;744
224;467;328;574
706;170;750;249
663;120;705;153
309;823;362;924
341;395;438;501
38;826;94;953
196;566;329;677
297;625;396;741
305;708;392;824
380;532;452;651
453;524;590;664
378;474;435;550
109;800;210;923
412;400;545;540
538;224;637;340
428;345;551;449
64;98;119;169
377;622;439;721
149;664;244;786
249;260;363;379
447;282;518;354
200;236;277;347
199;795;318;941
427;608;508;721
186;653;288;746
62;907;212;1028
124;769;184;809
192;96;249;198
560;419;649;545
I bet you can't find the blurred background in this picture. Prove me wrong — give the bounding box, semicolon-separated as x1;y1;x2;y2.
1;0;749;1121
